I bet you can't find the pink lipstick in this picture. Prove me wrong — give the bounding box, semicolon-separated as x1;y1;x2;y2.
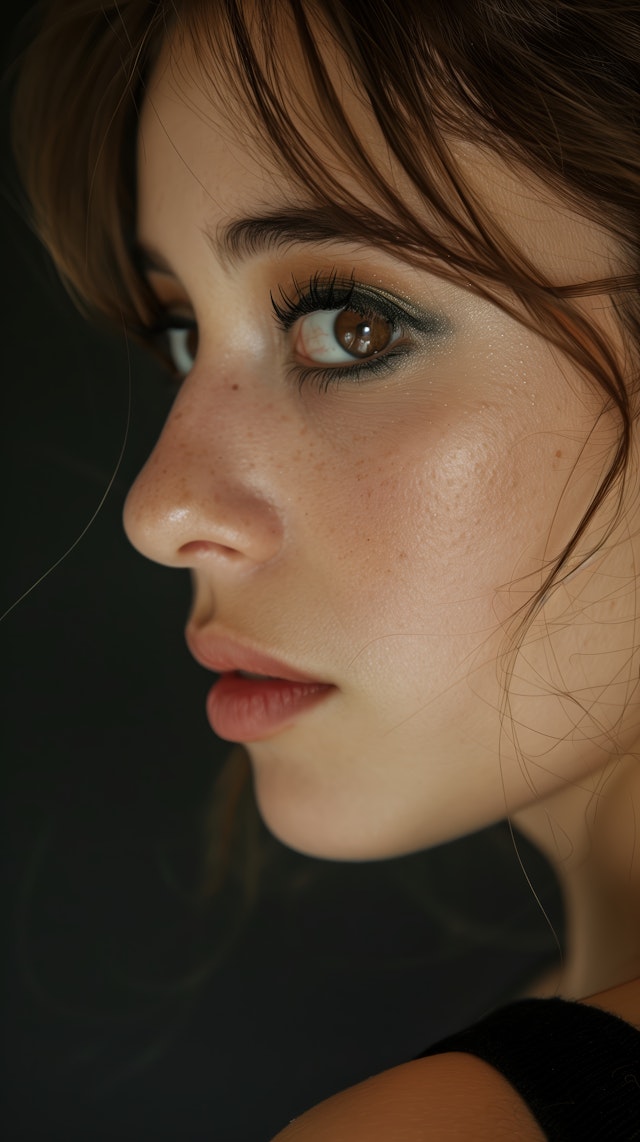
186;632;334;742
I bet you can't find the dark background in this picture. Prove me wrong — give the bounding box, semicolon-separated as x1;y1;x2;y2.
2;7;563;1140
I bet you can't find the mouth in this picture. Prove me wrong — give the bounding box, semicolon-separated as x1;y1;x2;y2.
185;629;335;742
236;669;278;680
185;628;326;682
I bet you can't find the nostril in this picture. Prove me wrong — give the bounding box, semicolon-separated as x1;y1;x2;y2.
124;448;285;568
178;539;242;559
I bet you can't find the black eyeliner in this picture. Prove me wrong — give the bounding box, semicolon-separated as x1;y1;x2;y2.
271;269;450;391
291;344;414;393
271;270;448;340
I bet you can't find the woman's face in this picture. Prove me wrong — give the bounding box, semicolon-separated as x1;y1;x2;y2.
127;29;640;860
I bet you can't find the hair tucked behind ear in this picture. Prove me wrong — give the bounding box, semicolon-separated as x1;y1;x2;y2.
9;0;640;892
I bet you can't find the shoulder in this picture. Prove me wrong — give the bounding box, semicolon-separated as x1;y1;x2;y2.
269;1051;546;1142
583;975;640;1032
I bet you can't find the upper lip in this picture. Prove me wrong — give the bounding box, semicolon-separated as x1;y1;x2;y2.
185;628;328;684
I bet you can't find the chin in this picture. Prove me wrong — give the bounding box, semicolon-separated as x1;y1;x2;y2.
252;771;438;863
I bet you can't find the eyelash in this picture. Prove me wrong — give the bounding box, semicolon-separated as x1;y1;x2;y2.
146;270;436;392
270;271;413;391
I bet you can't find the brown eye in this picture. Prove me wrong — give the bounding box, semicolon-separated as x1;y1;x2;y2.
334;308;393;358
291;299;403;370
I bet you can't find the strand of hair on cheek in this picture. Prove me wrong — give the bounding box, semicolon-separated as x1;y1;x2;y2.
0;313;132;625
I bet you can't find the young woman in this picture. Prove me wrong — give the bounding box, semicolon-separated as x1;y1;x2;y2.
11;0;640;1137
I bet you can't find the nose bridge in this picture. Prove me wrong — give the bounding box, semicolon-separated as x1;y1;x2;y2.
123;368;285;569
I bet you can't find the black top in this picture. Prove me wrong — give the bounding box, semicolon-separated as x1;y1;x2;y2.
417;997;640;1140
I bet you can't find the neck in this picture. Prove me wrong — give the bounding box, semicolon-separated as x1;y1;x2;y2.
513;752;640;1000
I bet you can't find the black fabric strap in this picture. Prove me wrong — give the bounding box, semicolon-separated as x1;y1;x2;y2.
417;997;640;1141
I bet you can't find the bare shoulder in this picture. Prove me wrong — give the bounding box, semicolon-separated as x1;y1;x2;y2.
270;1052;546;1142
583;975;640;1031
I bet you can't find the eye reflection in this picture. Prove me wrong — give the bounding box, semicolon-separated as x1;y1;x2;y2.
334;308;393;357
296;305;398;365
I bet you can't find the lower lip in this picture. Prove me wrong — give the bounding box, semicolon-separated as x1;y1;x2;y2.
206;672;334;742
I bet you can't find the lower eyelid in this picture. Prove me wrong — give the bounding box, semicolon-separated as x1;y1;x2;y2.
293;343;413;391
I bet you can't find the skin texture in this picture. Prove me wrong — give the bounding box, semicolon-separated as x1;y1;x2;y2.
268;980;640;1141
125;21;640;1141
268;1052;547;1142
128;30;639;862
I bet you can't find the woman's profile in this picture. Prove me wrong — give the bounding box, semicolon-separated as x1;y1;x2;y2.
8;0;640;1138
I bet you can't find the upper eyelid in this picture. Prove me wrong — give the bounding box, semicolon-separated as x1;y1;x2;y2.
141;271;196;332
154;312;196;329
143;274;449;342
271;277;451;348
142;267;193;315
145;268;417;314
271;275;418;327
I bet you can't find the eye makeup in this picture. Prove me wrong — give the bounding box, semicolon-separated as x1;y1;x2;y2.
140;263;452;390
270;269;450;389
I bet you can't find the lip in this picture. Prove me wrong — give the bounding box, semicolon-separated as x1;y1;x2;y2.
185;629;335;743
185;629;326;684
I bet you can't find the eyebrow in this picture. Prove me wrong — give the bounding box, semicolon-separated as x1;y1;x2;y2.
137;205;372;276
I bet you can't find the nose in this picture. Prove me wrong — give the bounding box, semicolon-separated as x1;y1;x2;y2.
123;373;285;571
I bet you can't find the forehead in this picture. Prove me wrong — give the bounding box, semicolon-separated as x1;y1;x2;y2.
136;15;616;287
136;19;392;257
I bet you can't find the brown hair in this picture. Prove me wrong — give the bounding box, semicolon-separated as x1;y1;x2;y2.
11;0;640;548
9;0;640;887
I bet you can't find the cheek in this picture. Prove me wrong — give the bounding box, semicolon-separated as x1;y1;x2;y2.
298;392;611;692
311;412;545;621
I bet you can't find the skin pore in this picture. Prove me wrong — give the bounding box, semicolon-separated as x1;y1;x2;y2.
126;18;640;1025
